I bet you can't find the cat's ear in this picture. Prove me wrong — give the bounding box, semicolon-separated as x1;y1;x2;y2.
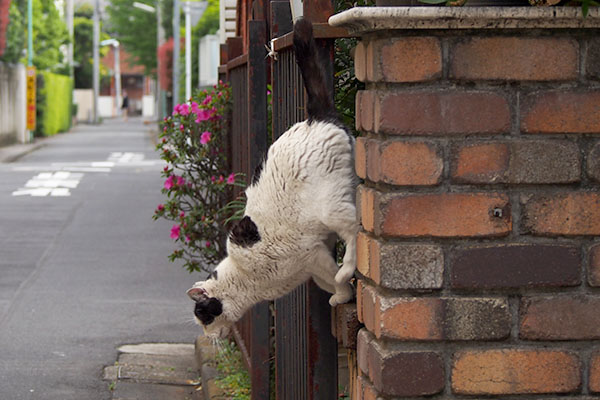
229;216;261;247
187;286;208;301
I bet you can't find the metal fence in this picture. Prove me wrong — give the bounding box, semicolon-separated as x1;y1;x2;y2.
220;1;342;398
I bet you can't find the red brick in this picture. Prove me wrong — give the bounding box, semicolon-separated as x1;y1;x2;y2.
356;231;371;278
380;193;511;238
365;139;380;182
376;91;510;136
590;244;600;287
357;328;374;375
356;280;365;323
591;351;600;393
452;143;509;183
450;37;578;81
451;244;581;289
522;192;600;236
373;242;443;289
354;40;367;83
356;375;379;400
587;38;600;80
452;349;581;395
360;284;378;334
356;90;375;133
358;186;377;233
376;37;442;83
368;140;443;186
452;141;580;184
588;141;600;182
521;91;600;134
520;295;600;340
375;295;510;341
354;136;367;180
334;303;359;349
368;339;444;397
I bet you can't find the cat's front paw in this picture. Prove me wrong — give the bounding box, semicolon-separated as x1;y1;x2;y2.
329;291;352;307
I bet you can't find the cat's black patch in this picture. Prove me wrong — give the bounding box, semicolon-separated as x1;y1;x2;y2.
194;297;223;325
229;216;261;247
252;155;267;185
210;269;218;280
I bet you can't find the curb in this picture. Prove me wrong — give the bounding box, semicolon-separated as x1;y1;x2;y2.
0;140;48;163
195;335;226;400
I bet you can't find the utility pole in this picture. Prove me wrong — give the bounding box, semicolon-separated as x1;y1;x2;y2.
92;0;100;124
156;0;164;120
27;0;32;67
66;0;74;77
172;0;180;107
184;1;191;101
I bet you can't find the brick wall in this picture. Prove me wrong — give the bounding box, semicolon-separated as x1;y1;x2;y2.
0;0;11;57
337;8;600;400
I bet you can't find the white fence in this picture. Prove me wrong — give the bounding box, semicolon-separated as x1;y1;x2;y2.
0;62;27;145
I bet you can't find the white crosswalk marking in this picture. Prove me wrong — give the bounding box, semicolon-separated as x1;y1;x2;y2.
12;171;84;197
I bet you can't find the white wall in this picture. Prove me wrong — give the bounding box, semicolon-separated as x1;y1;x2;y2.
73;89;93;123
0;62;27;144
219;0;237;44
198;34;220;87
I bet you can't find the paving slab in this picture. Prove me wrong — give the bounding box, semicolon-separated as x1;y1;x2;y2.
111;382;203;400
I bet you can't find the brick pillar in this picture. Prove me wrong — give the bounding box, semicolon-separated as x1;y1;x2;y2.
331;7;600;400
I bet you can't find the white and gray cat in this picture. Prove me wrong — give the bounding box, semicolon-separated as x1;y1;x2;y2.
187;19;357;339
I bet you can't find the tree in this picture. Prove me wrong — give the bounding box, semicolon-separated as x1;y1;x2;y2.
0;0;25;64
30;0;69;72
106;0;158;76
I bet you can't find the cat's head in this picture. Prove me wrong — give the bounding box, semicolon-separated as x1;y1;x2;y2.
186;283;232;339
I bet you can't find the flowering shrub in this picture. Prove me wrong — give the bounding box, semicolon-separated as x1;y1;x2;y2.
154;82;245;273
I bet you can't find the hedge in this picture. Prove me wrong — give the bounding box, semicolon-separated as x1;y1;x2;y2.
35;71;73;136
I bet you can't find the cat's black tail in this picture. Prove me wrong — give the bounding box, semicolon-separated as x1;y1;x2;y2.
293;19;337;123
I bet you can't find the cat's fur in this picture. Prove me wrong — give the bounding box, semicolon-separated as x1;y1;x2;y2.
187;19;357;339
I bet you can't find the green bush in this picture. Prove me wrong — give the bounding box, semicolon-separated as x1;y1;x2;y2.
35;71;73;136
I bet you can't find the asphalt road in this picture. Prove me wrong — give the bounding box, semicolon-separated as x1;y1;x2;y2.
0;118;203;399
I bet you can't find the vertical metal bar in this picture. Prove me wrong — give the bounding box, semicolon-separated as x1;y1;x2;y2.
247;19;270;400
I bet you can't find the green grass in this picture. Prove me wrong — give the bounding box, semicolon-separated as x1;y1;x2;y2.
214;340;251;400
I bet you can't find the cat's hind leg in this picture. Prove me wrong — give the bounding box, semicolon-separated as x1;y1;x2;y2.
321;201;358;285
309;245;353;306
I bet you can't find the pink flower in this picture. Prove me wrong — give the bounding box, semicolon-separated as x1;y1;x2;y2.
170;224;180;239
176;176;186;186
164;176;175;190
195;109;211;123
179;124;184;132
163;165;169;172
185;235;191;242
202;95;212;105
227;173;235;185
191;102;200;115
200;131;212;145
156;204;165;212
163;126;167;132
205;241;211;248
218;175;224;184
217;92;222;97
179;104;190;116
179;211;185;218
267;90;271;95
211;176;216;183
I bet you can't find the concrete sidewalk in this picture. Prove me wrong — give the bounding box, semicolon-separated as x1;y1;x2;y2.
0;138;49;163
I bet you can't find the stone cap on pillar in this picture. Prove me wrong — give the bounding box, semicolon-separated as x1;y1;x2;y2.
329;6;600;33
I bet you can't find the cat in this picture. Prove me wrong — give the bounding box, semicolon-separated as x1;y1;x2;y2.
187;18;358;340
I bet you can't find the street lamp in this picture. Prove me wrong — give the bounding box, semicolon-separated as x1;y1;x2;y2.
100;38;122;117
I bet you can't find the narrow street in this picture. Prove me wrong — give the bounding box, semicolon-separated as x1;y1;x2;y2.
0;119;202;399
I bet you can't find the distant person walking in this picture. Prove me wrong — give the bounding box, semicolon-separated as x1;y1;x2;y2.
122;91;129;121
